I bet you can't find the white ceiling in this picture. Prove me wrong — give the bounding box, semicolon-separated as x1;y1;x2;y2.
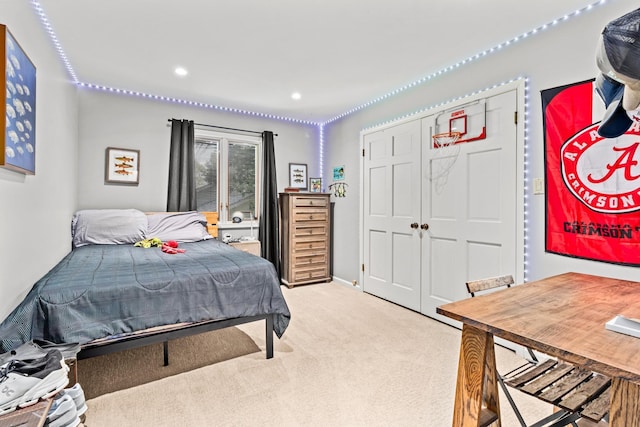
36;0;602;124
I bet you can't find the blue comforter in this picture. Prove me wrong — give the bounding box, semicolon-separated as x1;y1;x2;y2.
0;239;290;351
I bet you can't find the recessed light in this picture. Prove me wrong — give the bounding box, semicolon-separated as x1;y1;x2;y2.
174;67;188;77
291;92;301;100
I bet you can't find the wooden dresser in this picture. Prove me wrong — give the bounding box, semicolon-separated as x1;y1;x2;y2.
279;192;331;288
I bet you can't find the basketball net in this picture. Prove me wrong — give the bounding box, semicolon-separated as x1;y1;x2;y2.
430;131;461;193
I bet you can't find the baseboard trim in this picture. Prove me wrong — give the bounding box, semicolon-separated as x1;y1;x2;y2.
332;275;362;291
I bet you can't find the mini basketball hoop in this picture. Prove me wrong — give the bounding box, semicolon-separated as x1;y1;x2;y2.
432;131;461;148
430;131;462;193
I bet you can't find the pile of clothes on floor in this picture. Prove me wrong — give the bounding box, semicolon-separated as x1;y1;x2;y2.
0;340;87;427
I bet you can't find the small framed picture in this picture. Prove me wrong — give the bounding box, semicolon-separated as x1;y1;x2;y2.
289;163;307;189
105;147;140;185
309;177;322;193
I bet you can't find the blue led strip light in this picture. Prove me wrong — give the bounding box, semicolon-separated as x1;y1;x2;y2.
30;0;78;83
323;0;609;125
77;82;318;125
318;124;325;183
362;77;525;131
523;78;531;283
30;0;319;127
32;0;609;128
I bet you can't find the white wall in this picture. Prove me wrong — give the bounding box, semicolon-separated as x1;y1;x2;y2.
0;1;79;319
3;1;638;326
325;2;640;286
77;90;319;211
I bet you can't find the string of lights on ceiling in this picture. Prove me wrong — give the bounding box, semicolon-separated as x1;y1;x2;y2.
30;0;608;128
326;0;609;124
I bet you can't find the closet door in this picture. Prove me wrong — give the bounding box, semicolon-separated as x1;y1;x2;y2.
362;120;422;310
420;89;518;324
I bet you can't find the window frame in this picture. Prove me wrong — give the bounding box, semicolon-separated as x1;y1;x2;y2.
194;128;262;225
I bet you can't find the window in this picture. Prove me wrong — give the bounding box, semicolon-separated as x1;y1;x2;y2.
194;129;261;224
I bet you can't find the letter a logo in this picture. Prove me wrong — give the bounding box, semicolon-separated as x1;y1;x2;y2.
588;142;640;184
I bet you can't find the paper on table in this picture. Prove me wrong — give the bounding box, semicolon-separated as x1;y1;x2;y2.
605;314;640;339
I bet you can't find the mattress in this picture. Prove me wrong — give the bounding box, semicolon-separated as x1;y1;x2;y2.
0;239;290;352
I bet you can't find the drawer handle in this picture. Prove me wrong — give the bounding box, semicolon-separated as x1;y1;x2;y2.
309;215;313;220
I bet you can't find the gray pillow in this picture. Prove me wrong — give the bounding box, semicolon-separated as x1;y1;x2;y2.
72;209;147;248
146;211;212;242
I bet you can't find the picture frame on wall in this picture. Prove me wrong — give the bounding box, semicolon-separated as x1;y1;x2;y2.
309;177;322;193
1;25;37;175
105;147;140;185
289;163;307;190
333;165;345;181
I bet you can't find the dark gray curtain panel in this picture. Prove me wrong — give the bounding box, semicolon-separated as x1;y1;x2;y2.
167;119;196;212
258;131;281;278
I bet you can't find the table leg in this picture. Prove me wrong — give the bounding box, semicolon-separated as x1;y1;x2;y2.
452;324;501;427
610;377;640;426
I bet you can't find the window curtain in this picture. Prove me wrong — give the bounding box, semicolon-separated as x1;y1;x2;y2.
259;131;281;278
167;119;196;212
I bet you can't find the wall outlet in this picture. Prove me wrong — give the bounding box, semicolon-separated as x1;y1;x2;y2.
533;178;544;195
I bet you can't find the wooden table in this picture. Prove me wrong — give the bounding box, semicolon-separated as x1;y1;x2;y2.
0;400;52;427
436;272;640;427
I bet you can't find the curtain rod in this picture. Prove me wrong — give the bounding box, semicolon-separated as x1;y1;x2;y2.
167;119;277;136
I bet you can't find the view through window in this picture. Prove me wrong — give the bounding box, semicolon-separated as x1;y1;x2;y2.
194;130;260;223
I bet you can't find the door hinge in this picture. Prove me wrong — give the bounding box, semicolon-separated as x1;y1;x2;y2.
362;148;365;157
514;111;518;125
361;263;365;272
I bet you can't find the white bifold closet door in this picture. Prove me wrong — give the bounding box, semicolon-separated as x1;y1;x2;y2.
362;87;519;323
362;119;422;311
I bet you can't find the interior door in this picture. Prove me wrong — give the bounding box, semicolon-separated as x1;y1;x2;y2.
362;120;422;310
420;89;518;325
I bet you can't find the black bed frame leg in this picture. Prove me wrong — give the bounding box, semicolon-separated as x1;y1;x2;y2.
266;315;274;359
163;340;169;366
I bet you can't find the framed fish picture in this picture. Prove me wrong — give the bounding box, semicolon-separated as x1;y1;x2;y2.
288;163;307;190
1;25;37;175
105;147;140;185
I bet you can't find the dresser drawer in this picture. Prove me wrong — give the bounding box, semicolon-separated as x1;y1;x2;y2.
292;209;328;223
293;239;327;252
293;252;327;267
292;267;329;283
292;224;328;239
293;196;328;208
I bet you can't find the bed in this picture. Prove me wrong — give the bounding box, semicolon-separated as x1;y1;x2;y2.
0;209;290;364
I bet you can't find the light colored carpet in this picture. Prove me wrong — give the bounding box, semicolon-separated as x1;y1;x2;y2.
80;282;555;426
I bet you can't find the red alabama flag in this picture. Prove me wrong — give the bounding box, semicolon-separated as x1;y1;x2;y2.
542;79;640;266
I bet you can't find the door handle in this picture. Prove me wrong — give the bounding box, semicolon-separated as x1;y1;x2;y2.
410;222;419;229
420;223;429;230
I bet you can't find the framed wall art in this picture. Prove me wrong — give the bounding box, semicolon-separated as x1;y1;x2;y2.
1;24;37;175
289;163;307;190
105;147;140;185
309;177;322;192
